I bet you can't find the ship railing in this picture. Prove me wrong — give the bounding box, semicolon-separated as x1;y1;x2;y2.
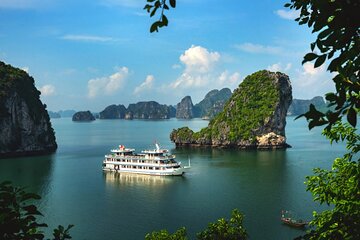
102;161;180;167
105;154;176;160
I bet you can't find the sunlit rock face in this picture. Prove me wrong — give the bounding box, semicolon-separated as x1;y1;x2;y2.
170;70;292;149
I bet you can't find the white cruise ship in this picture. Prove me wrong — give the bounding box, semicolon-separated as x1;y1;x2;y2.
102;144;189;176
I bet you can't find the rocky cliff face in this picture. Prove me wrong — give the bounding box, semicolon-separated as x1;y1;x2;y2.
288;96;326;115
99;104;126;119
72;111;95;121
99;101;172;119
126;101;171;119
176;96;194;119
170;70;292;149
194;88;232;119
48;111;61;118
0;61;57;158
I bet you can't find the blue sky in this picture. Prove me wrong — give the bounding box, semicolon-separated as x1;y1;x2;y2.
0;0;335;112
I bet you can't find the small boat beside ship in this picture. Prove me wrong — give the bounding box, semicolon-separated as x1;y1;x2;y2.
102;143;190;176
281;210;308;228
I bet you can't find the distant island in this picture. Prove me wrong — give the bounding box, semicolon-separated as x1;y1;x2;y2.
288;96;326;115
0;61;57;158
170;70;292;149
176;88;232;119
99;101;175;120
72;111;96;122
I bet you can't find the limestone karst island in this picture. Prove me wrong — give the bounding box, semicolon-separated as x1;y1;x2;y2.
0;61;57;158
170;70;292;149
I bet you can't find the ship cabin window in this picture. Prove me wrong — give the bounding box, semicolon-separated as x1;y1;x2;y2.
174;165;180;168
155;167;160;170
132;166;136;169
155;161;158;164
149;167;153;170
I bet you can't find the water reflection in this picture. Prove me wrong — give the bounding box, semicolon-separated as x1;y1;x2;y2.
103;171;175;187
0;154;54;195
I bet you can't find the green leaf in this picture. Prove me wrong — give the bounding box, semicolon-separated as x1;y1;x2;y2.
347;107;357;127
302;53;318;64
314;54;326;68
325;93;337;102
150;7;157;17
162;15;168;26
310;42;316;51
150;22;159;33
170;0;176;8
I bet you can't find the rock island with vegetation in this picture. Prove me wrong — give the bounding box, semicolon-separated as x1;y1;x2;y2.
0;61;57;158
170;70;292;149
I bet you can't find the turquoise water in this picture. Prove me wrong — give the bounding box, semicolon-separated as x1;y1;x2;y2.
0;117;344;239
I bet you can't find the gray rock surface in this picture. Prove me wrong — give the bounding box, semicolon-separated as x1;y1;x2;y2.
72;111;95;121
176;96;194;119
0;61;57;158
170;70;293;149
288;96;326;115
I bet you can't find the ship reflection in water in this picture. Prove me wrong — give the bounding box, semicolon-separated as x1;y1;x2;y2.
103;171;175;187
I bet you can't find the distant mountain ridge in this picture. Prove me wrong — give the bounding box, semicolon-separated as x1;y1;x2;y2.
170;70;292;149
176;88;232;119
288;96;326;116
99;101;175;120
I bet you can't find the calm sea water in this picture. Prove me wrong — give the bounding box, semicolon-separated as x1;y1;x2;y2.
0;117;344;240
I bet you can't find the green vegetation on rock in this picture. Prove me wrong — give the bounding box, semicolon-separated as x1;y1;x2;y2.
171;70;292;148
0;61;44;123
0;61;57;157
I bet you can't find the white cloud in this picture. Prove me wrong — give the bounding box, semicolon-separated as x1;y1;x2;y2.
180;45;220;73
39;84;56;96
169;72;210;89
61;35;114;42
21;66;29;73
275;9;299;20
234;43;283;55
172;64;182;69
292;62;334;99
218;71;241;87
134;75;154;94
167;45;221;90
87;67;129;98
267;62;292;72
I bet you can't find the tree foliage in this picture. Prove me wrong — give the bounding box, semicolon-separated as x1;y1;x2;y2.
285;0;360;239
288;0;360;129
196;209;247;240
144;0;176;32
0;181;73;240
145;227;187;240
145;209;247;240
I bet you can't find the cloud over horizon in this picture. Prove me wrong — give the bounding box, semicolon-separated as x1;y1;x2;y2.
291;62;334;99
87;67;129;98
61;34;115;42
234;43;283;55
275;9;299;20
134;75;154;94
169;45;220;90
267;62;292;72
39;84;56;96
162;45;241;102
